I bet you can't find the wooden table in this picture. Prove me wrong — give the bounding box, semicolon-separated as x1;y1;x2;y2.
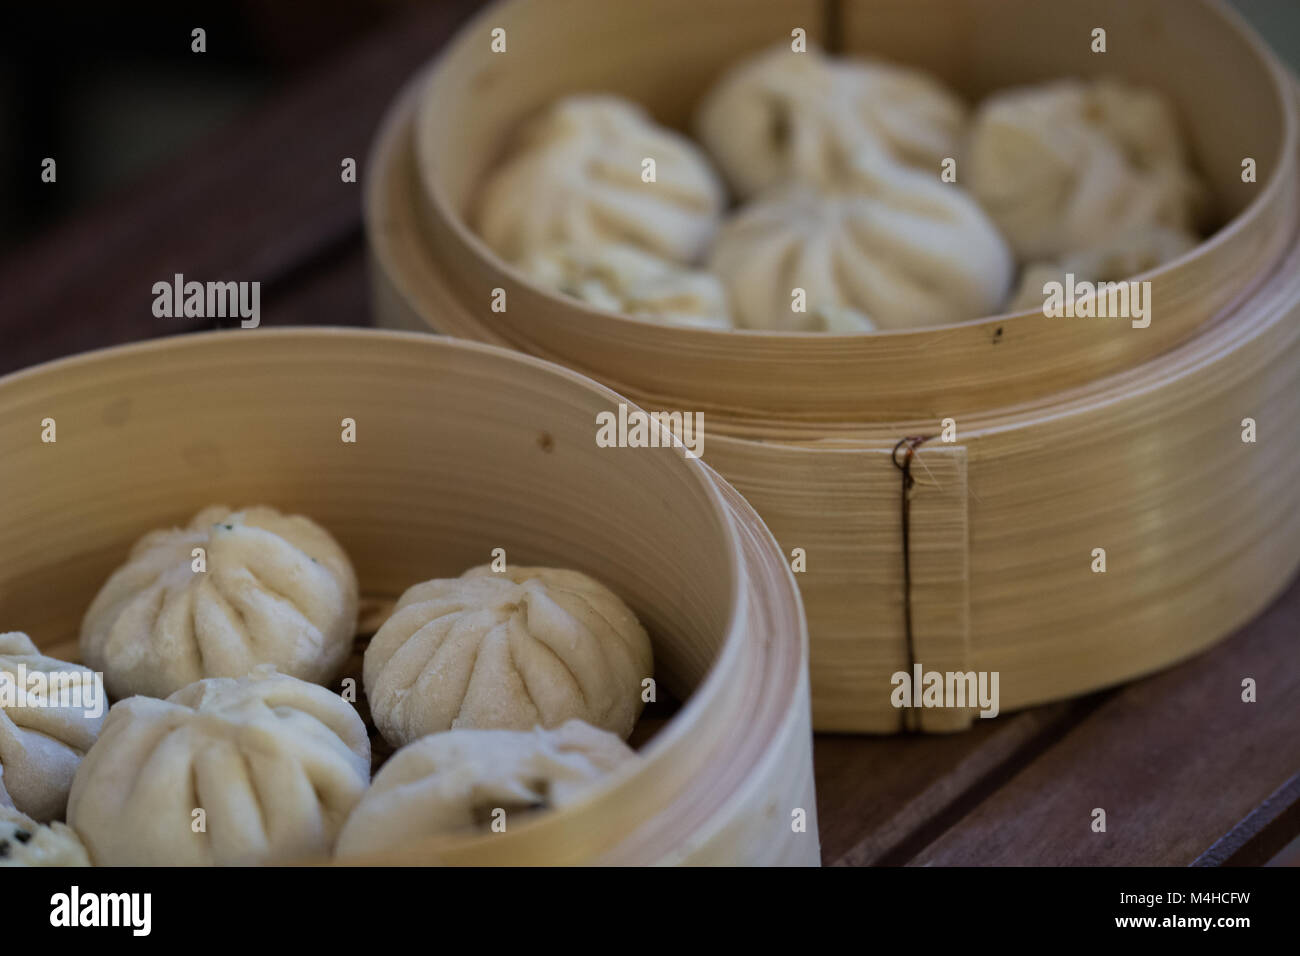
3;0;1296;867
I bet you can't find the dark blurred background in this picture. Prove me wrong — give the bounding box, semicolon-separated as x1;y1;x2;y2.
0;0;1296;253
0;1;421;253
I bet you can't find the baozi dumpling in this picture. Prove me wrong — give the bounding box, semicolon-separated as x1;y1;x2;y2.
364;565;653;747
1007;225;1199;311
67;668;370;866
0;805;90;867
335;720;635;858
80;505;359;700
708;151;1013;331
967;78;1208;261
518;242;733;329
473;95;726;265
0;632;105;822
696;45;967;199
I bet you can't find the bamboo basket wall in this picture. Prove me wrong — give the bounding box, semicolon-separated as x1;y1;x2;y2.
366;0;1300;731
0;330;819;865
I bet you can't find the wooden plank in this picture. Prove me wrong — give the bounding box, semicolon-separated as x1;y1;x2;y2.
262;236;370;328
0;0;479;373
908;573;1300;866
814;699;1102;865
1192;771;1300;866
1268;833;1300;867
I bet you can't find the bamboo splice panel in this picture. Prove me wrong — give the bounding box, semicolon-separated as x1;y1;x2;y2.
703;439;974;732
704;441;906;731
905;447;973;733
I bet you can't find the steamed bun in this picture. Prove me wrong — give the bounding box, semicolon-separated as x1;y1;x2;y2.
0;632;105;822
364;565;653;747
518;241;733;329
0;805;90;867
1008;225;1199;311
696;45;966;199
473;95;726;265
708;150;1013;331
80;505;359;700
335;720;636;858
967;78;1208;261
67;669;370;866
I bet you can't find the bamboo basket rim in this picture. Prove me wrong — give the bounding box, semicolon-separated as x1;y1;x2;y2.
0;327;818;864
713;218;1300;445
410;0;1299;342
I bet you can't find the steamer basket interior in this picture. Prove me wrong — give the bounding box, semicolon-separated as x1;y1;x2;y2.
0;330;739;705
430;0;1281;236
0;330;820;863
405;0;1297;423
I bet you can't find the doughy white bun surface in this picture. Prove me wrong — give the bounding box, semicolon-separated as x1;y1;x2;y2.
0;804;90;867
79;505;359;700
0;631;105;823
518;241;734;329
364;565;653;747
968;78;1207;262
336;719;636;858
473;94;726;266
67;668;370;866
709;152;1013;331
696;45;967;199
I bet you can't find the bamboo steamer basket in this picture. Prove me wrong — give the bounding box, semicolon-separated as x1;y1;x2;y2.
365;0;1300;731
0;329;819;865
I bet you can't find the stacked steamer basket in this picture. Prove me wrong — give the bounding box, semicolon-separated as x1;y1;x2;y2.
366;0;1300;732
0;330;819;865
